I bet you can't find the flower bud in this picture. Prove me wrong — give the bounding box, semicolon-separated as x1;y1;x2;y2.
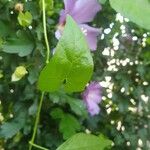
11;66;28;82
15;3;24;12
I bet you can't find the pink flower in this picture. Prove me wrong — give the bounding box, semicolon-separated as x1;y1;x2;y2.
82;82;102;116
55;0;102;51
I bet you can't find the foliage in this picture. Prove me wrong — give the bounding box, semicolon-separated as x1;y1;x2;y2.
0;0;150;150
110;0;150;30
51;108;81;140
57;133;112;150
38;16;93;93
2;30;34;57
18;11;33;27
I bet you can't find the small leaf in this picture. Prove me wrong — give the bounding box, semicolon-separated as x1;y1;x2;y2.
59;114;81;140
67;98;87;117
0;122;23;139
51;109;81;140
18;11;33;27
109;0;150;30
2;30;34;57
0;110;27;139
51;108;64;119
28;68;39;84
56;133;112;150
38;15;93;93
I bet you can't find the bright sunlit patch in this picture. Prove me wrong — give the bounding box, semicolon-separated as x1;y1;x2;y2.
116;13;124;23
116;121;122;131
138;139;143;147
141;94;149;103
104;28;111;34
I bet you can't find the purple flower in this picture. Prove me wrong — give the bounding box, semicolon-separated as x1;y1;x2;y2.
82;82;102;116
55;0;101;51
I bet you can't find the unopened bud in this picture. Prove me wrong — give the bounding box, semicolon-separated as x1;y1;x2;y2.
11;66;28;82
15;3;24;12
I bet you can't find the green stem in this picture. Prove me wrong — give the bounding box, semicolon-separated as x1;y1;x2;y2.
29;92;45;150
29;141;49;150
29;0;51;149
42;0;50;64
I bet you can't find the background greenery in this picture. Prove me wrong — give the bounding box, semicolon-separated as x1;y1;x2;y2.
0;0;150;150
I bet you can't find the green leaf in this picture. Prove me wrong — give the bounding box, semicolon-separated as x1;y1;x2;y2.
51;109;81;140
59;114;81;140
38;15;93;93
51;108;64;119
2;30;34;57
109;0;150;30
0;21;11;37
56;133;112;150
28;68;39;84
18;11;33;27
99;0;107;4
0;122;22;139
67;98;87;117
98;134;113;147
0;111;26;139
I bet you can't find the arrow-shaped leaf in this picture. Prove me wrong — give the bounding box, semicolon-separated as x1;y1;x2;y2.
38;15;93;93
